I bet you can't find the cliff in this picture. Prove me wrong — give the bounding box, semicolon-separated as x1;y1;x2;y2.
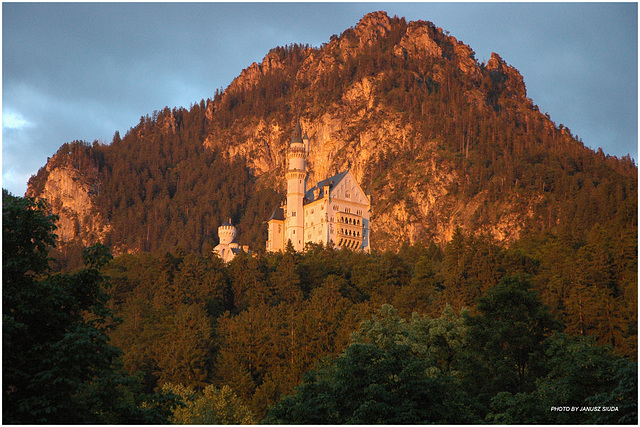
26;142;110;246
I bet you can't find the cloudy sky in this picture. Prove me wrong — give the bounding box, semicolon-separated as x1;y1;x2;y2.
3;2;637;196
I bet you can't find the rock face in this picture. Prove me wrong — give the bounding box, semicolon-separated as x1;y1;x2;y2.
26;155;109;246
394;23;442;60
200;11;547;248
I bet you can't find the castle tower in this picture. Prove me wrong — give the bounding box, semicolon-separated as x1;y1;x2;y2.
218;218;236;245
213;218;248;262
285;119;307;251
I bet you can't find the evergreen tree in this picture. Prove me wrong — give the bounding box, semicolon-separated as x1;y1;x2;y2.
2;193;171;423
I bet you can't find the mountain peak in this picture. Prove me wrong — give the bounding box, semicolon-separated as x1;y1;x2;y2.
486;52;527;99
355;10;392;39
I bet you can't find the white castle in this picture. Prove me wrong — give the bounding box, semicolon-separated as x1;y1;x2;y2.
213;219;249;262
266;119;371;252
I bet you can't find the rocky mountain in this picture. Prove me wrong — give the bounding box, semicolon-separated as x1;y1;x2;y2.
26;11;637;258
26;141;109;246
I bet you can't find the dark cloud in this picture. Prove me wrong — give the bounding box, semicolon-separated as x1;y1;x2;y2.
3;2;637;195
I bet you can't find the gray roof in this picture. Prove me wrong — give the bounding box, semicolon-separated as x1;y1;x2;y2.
291;119;303;144
304;170;349;203
268;206;285;221
221;218;233;227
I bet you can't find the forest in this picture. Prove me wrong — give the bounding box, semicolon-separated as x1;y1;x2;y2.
3;191;636;423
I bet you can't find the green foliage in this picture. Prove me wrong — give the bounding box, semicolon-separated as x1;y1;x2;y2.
485;333;637;424
585;358;638;424
268;298;636;424
162;383;255;424
266;305;479;424
2;192;58;284
266;342;478;424
462;275;563;404
2;194;171;423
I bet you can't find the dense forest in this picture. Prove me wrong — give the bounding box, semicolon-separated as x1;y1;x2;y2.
3;192;636;423
9;10;638;425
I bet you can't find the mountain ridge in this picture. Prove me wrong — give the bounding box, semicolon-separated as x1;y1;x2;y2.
25;10;637;258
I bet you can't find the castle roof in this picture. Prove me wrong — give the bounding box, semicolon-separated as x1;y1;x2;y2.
291;118;303;144
268;206;285;221
221;218;233;227
304;170;350;203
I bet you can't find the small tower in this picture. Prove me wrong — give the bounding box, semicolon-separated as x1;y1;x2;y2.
219;219;237;245
285;119;307;251
213;218;247;262
303;131;310;155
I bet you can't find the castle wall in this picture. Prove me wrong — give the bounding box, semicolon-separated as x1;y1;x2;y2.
267;219;285;251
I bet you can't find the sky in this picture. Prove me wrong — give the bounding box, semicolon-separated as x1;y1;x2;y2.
2;2;638;196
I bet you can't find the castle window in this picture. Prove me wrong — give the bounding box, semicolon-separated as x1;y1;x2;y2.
292;211;296;217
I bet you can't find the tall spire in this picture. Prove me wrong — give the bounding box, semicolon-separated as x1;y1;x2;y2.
291;118;303;144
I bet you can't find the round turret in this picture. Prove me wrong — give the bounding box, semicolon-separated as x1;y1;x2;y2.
218;218;237;245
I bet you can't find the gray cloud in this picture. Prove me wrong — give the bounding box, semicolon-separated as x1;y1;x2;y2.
3;2;637;195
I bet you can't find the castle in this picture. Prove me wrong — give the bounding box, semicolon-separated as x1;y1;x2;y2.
213;219;249;262
266;120;371;252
